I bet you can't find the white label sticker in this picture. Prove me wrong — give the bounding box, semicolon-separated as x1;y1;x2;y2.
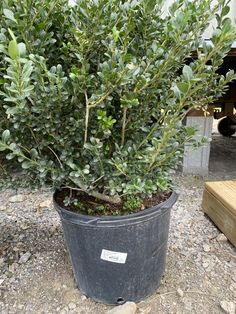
100;249;127;264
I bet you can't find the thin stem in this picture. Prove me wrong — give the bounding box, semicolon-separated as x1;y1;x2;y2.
91;175;104;186
89;90;113;108
121;107;127;146
61;186;83;192
112;162;129;177
148;130;169;171
69;177;122;204
26;125;41;154
47;146;63;169
84;90;89;143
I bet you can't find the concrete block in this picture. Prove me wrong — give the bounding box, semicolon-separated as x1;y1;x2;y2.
183;116;213;175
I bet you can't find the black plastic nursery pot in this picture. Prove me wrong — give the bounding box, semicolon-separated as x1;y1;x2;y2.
53;191;178;305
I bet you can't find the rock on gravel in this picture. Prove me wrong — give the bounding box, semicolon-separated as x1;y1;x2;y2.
203;244;211;252
220;301;236;314
18;252;31;264
68;302;76;310
8;262;18;273
39;199;52;209
0;278;5;286
177;288;184;297
9;194;26;203
107;302;137;314
60;307;68;314
217;233;228;242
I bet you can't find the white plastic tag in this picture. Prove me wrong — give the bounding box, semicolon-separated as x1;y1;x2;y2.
100;249;127;264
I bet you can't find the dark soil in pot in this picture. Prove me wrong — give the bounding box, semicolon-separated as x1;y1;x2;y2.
55;188;172;216
54;190;177;305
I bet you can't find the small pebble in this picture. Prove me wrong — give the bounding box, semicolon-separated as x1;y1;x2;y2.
107;302;137;314
182;298;193;311
39;199;52;209
220;301;236;314
177;288;184;297
203;244;211;252
20;224;29;230
68;302;76;310
61;306;69;314
18;304;24;310
229;282;236;292
9;194;26;203
18;252;31;264
8;263;18;273
217;233;228;242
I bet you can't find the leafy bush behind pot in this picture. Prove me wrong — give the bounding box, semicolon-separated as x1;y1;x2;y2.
0;0;235;205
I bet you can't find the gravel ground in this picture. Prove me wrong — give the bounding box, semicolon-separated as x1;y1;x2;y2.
0;132;236;314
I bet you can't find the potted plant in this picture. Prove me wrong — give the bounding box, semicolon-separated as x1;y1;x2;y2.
0;0;235;305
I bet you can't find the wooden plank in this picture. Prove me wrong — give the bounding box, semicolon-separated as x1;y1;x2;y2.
202;189;236;247
205;181;236;217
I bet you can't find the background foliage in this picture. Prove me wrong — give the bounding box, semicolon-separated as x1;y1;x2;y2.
0;0;235;204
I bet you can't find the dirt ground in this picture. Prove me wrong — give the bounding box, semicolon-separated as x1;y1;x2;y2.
0;123;235;314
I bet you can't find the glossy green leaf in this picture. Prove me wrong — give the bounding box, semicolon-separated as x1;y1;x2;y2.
3;9;17;23
18;43;26;56
221;6;230;17
0;44;7;54
182;65;193;82
21;161;31;169
2;130;10;143
0;144;7;152
172;85;181;99
177;82;189;93
8;40;18;59
30;148;39;159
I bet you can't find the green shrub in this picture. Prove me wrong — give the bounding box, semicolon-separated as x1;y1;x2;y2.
0;0;235;207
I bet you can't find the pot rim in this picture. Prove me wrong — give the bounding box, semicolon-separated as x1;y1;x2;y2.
53;190;178;227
